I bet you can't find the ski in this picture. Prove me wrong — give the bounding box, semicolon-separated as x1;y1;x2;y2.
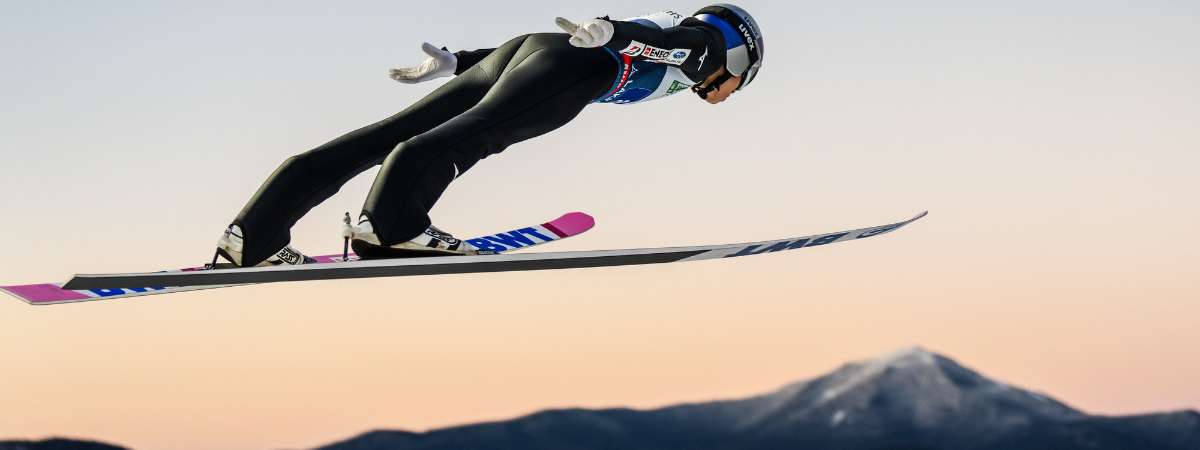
2;212;595;305
5;211;926;305
72;210;921;290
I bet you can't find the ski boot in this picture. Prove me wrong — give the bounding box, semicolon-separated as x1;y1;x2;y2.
212;224;314;268
350;215;479;259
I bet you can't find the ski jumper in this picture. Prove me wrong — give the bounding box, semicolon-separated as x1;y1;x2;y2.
231;12;727;265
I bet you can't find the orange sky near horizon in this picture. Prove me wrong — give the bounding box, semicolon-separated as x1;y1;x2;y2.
1;2;1198;450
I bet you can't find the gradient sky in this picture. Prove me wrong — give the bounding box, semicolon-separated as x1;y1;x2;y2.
1;1;1197;450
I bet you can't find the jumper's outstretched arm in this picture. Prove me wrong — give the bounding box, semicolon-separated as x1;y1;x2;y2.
388;42;496;84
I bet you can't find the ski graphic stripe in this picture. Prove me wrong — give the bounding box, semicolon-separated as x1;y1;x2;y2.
60;212;926;292
0;283;236;304
546;212;594;237
542;222;568;238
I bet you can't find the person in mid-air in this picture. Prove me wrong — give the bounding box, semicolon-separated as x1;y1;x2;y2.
215;4;765;267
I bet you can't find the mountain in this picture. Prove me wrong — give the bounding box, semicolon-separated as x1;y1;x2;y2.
6;349;1197;450
314;347;1200;450
0;438;128;450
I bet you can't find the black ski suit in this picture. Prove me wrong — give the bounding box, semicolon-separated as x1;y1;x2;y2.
232;16;726;266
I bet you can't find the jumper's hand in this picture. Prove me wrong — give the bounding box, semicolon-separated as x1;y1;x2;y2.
555;17;614;48
389;42;457;84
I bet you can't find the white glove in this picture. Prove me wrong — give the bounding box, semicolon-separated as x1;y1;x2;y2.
389;42;458;84
555;17;615;48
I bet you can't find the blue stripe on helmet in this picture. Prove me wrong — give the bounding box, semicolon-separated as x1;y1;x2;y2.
694;13;744;50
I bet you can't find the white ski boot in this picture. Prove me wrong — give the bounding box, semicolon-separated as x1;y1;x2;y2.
214;224;314;267
350;215;479;259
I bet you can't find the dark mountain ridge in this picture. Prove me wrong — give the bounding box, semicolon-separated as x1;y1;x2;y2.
315;347;1200;450
0;438;128;450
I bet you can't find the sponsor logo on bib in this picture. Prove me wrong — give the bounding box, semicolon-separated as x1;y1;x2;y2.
666;80;690;95
619;41;646;57
622;41;691;65
641;46;690;65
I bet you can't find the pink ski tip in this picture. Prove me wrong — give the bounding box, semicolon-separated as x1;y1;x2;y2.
3;284;91;304
544;212;595;238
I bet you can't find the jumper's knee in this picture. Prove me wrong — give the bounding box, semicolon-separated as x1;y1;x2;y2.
384;138;441;167
275;153;311;178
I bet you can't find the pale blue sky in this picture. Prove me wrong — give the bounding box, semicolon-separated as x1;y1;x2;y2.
1;0;1196;262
